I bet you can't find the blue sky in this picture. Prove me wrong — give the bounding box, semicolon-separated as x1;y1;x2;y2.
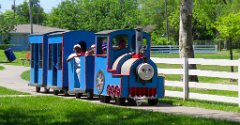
0;0;62;13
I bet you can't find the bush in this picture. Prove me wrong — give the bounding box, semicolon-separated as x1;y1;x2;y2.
151;32;175;45
0;44;13;50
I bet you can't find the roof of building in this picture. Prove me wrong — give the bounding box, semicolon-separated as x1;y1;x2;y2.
11;24;69;34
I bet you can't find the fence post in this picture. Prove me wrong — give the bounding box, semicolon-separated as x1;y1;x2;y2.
183;56;189;100
238;59;240;107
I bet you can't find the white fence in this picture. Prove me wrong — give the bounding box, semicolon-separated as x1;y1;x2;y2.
151;45;218;54
151;57;240;106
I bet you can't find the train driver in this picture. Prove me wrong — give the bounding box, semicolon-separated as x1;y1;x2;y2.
66;44;82;81
118;40;126;50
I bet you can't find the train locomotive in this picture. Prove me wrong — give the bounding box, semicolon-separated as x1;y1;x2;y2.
29;28;164;106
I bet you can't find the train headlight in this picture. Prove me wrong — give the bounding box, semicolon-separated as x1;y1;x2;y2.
137;63;154;81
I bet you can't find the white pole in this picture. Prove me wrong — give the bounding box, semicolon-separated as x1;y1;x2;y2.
183;56;189;100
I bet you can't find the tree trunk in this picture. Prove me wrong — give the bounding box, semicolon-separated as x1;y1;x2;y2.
179;0;198;82
229;39;234;72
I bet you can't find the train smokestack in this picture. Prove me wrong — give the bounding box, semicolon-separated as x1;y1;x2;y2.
135;27;143;55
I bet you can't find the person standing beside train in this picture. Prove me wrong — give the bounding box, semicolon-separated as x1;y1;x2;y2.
66;44;82;81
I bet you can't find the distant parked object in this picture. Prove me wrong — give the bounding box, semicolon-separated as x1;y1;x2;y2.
4;48;16;62
151;45;218;54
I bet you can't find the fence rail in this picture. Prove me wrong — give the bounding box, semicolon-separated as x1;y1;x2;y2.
151;57;240;106
151;45;218;54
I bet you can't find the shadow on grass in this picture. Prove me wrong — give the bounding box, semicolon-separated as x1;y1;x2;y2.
0;97;238;125
0;106;226;125
0;61;10;63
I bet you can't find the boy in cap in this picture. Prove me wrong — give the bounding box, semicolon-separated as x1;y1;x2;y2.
66;44;82;81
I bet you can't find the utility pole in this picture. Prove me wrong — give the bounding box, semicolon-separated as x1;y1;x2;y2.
13;0;16;19
164;0;169;41
28;0;33;34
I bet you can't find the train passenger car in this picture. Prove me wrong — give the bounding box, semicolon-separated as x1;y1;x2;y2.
68;50;95;99
28;31;64;93
47;30;95;95
93;29;164;105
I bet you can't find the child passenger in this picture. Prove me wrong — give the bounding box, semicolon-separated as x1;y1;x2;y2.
66;44;81;81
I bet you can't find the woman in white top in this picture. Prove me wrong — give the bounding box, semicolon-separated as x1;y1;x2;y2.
66;44;81;82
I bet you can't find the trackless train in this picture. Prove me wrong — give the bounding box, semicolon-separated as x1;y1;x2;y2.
29;28;164;106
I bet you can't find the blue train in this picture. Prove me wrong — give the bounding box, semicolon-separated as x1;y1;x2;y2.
29;28;164;106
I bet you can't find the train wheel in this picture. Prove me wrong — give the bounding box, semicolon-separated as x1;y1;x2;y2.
43;87;50;93
63;89;69;96
86;92;93;99
115;97;125;106
148;99;158;106
99;95;104;102
75;93;82;98
36;87;40;92
99;95;111;103
53;90;59;95
104;96;111;103
127;98;136;106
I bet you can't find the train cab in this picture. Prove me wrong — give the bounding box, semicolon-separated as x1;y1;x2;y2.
94;29;164;105
47;30;95;95
28;31;64;93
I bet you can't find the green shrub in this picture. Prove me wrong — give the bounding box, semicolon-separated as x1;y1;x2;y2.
0;44;13;50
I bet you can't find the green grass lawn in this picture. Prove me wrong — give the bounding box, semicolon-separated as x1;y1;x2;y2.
165;86;238;97
0;66;4;70
151;50;240;59
164;74;237;85
0;96;238;125
0;86;29;95
0;50;30;67
159;97;240;113
21;70;30;81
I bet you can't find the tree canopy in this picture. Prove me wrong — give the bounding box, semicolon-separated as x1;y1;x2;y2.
16;0;46;24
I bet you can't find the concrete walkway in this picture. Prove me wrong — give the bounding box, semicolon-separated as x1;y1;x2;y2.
0;64;38;95
0;64;240;122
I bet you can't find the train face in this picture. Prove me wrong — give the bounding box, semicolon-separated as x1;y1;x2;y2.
94;29;165;106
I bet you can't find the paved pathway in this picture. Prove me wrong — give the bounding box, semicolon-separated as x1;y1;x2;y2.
0;64;39;95
0;64;240;122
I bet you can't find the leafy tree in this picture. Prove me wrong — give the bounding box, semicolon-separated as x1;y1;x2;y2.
215;12;240;72
46;0;79;30
47;0;139;31
0;11;16;44
16;0;46;24
139;0;180;42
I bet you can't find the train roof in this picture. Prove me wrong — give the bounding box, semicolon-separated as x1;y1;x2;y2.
95;29;149;35
95;30;118;35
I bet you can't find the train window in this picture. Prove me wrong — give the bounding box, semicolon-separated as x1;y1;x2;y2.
30;44;34;68
112;35;128;50
78;41;86;53
39;44;43;68
48;44;53;70
96;37;108;54
131;35;148;54
58;44;62;69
